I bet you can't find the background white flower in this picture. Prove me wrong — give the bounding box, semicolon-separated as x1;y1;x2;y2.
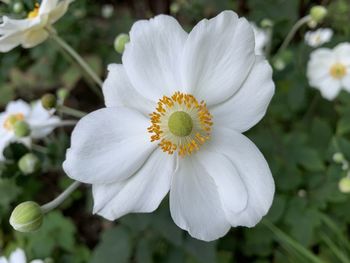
63;11;275;241
0;0;73;52
305;28;333;48
251;22;270;55
0;248;43;263
0;99;60;160
307;42;350;100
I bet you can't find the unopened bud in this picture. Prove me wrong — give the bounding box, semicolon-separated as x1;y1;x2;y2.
333;152;345;163
310;6;328;23
339;177;350;193
10;201;43;232
57;88;69;102
170;3;180;14
101;4;114;18
41;94;57;110
13;2;23;13
18;153;40;175
114;33;130;54
14;121;30;137
260;18;274;28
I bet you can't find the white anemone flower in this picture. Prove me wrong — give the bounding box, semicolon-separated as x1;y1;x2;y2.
0;248;43;263
251;22;269;55
63;11;275;241
307;42;350;100
0;99;60;160
0;0;73;52
305;28;333;48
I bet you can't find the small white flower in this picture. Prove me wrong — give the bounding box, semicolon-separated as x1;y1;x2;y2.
0;248;43;263
251;22;270;55
0;99;60;160
307;42;350;100
0;0;74;52
63;11;275;241
305;28;333;47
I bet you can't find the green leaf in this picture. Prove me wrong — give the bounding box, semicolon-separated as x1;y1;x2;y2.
91;226;131;263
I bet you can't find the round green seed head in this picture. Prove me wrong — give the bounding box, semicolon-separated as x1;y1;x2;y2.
168;111;193;137
14;121;30;137
10;201;43;232
18;153;41;175
310;6;328;23
114;33;130;54
13;2;24;13
41;94;57;110
339;177;350;193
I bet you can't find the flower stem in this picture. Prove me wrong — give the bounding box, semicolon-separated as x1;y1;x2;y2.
41;181;81;213
46;28;103;97
31;120;77;129
276;15;311;55
57;105;87;119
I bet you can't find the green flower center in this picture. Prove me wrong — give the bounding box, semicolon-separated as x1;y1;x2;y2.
168;111;193;137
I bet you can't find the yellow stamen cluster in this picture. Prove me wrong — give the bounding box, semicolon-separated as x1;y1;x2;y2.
27;3;40;19
148;92;213;157
330;63;347;79
3;113;24;131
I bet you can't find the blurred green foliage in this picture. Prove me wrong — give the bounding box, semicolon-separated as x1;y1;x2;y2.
1;0;350;262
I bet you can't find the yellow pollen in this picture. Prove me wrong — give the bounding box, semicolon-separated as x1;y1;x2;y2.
27;3;40;19
148;92;213;157
330;63;347;79
3;113;24;131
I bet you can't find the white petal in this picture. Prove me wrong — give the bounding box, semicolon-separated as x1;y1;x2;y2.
207;127;275;227
181;11;255;106
27;101;60;138
6;100;31;116
123;15;187;101
39;0;59;14
47;0;74;24
196;150;248;215
0;257;8;263
0;16;35;34
334;42;350;65
211;56;274;133
170;156;231;241
22;28;48;48
342;74;350;91
318;77;342;100
93;149;175;220
63;107;156;184
30;260;44;263
0;32;23;52
9;249;26;263
0;132;13;161
103;64;154;115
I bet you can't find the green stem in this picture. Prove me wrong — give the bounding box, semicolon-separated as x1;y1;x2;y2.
46;28;103;97
263;220;326;263
41;181;81;213
57;105;87;119
276;15;311;55
320;232;350;263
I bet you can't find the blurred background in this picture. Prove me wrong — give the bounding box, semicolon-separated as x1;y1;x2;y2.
1;0;350;262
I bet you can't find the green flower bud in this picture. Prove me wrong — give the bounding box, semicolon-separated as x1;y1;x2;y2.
56;88;69;102
114;33;130;54
339;177;350;193
310;6;328;23
13;2;24;13
10;201;43;232
18;153;41;175
170;3;180;14
14;121;30;138
260;18;274;28
333;152;345;164
41;94;57;110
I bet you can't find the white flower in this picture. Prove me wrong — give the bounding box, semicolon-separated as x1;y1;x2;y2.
0;248;43;263
305;28;333;48
63;11;275;241
251;22;270;55
307;42;350;100
0;99;60;160
0;0;73;52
